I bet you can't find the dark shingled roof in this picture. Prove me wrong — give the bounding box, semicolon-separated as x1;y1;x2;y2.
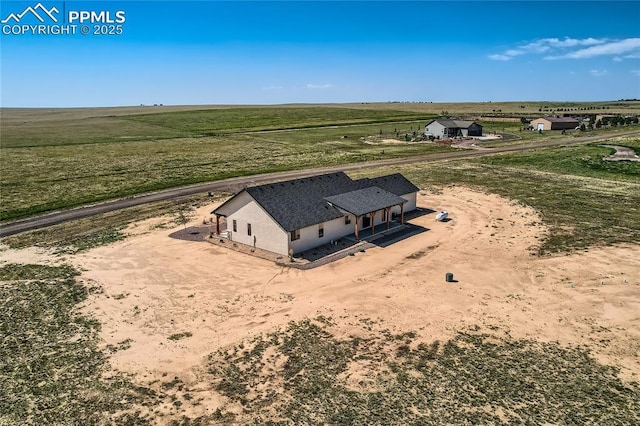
360;173;420;196
426;119;480;129
213;171;418;232
325;187;406;216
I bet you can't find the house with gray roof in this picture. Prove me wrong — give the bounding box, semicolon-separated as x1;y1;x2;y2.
424;119;483;139
212;172;419;255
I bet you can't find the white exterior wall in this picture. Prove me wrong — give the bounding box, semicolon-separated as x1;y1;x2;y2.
288;209;400;255
224;193;289;255
403;192;417;211
425;122;446;138
221;190;419;256
390;192;417;215
289;215;354;254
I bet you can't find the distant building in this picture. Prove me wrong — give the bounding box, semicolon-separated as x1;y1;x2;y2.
212;172;419;256
530;116;580;131
595;114;620;125
424;119;483;139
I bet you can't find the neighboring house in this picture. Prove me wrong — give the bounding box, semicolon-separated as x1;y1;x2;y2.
595;114;616;123
424;119;483;139
530;116;579;131
212;172;419;256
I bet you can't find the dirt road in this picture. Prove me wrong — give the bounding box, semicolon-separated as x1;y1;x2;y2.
1;130;638;237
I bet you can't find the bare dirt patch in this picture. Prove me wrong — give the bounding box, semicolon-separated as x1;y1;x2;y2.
62;187;640;419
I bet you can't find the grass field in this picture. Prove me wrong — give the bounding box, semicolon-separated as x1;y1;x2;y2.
205;317;640;424
344;100;640;116
2;104;640;424
3;102;640;222
355;139;640;253
1;106;458;221
0;264;153;424
3;266;637;425
2;193;213;253
4;137;638;257
1;106;430;148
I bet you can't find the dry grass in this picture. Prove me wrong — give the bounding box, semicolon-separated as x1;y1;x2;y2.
353;140;640;253
341;100;640;116
3;103;639;221
1;106;451;221
2;194;211;253
206;317;640;424
0;264;155;424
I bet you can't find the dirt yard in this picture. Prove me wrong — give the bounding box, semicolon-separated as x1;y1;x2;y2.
31;187;640;418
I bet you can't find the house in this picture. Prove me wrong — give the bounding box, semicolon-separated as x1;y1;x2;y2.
424;119;483;139
530;116;579;131
595;114;616;123
212;172;419;256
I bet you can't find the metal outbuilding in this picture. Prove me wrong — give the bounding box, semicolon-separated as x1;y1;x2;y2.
530;116;580;131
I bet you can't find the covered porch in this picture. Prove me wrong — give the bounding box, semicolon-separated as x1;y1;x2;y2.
324;186;407;241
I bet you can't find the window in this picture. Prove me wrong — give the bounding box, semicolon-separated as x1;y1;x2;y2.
318;225;324;238
232;220;237;232
344;215;351;225
290;229;300;241
247;223;252;236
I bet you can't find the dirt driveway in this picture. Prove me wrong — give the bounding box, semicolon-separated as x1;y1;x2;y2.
602;144;640;162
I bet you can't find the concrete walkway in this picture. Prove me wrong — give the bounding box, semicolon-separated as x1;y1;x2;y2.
169;221;429;270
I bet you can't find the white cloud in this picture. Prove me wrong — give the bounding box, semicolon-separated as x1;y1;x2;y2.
518;41;551;54
488;54;512;61
488;36;640;62
546;38;640;59
589;69;608;77
543;37;604;48
306;83;334;89
504;49;524;56
489;37;608;61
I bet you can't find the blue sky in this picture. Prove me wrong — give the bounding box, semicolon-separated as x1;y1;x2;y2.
1;1;639;107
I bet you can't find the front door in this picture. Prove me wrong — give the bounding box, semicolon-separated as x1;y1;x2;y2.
362;216;371;228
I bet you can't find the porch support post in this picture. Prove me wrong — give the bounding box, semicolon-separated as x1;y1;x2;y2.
370;211;376;235
216;215;221;235
386;208;390;230
355;216;360;240
400;203;404;224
